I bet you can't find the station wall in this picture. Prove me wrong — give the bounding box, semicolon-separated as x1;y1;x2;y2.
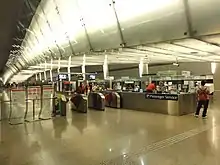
213;63;220;106
39;62;212;81
85;62;212;79
149;62;212;76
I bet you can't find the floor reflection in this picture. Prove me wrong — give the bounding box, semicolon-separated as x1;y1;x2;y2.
71;112;88;134
53;117;68;139
1;93;220;165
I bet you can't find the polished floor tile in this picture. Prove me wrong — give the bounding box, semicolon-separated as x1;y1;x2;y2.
1;91;220;165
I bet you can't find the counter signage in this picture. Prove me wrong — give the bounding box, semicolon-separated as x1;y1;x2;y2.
145;94;178;101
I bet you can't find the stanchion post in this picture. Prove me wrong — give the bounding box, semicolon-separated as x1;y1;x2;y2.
40;84;43;111
38;84;44;118
33;99;35;120
52;82;56;114
8;101;12;122
24;86;29;120
9;88;12;102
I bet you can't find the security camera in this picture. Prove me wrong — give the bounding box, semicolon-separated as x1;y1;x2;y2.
173;63;179;67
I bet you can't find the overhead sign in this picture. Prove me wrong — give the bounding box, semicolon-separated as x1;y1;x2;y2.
125;80;134;84
145;93;178;101
158;70;177;76
121;76;129;80
182;71;191;77
89;74;96;80
106;76;114;80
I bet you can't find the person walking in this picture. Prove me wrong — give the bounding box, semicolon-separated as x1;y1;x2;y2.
195;80;210;118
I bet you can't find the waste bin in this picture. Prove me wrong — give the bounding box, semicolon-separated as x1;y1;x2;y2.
54;94;67;116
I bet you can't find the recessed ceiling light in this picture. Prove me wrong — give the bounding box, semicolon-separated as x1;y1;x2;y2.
190;52;198;54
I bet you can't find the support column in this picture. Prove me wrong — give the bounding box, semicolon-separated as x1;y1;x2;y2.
139;60;150;89
35;74;38;81
44;71;47;81
57;57;61;74
82;54;86;80
213;63;220;107
68;56;71;81
50;59;53;82
139;62;149;80
39;72;42;81
139;59;149;78
44;61;47;81
103;55;109;80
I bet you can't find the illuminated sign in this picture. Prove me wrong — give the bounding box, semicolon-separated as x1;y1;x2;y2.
58;74;68;80
145;94;178;101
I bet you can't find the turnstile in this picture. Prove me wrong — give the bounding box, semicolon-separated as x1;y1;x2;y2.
104;91;121;109
88;92;105;111
71;94;88;113
0;96;2;121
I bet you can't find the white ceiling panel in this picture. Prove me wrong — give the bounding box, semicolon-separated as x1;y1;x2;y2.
114;0;188;45
173;38;220;55
150;42;203;54
188;0;220;36
201;35;220;46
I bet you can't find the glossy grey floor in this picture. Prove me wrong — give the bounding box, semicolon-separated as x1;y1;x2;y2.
1;94;220;165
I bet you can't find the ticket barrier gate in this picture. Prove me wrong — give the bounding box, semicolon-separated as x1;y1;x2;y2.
88;92;105;111
0;89;24;123
70;94;88;113
1;86;54;125
103;91;121;109
24;97;54;123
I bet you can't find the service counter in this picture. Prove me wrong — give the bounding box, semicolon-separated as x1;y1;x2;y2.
120;92;196;116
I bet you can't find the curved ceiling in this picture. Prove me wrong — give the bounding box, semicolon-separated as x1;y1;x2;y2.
0;0;23;73
3;0;220;83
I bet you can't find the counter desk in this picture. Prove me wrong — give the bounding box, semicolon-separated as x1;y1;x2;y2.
120;92;196;116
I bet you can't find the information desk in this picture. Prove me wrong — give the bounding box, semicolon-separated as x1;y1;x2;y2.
120;92;196;116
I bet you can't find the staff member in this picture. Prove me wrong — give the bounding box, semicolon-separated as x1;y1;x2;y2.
146;82;156;93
